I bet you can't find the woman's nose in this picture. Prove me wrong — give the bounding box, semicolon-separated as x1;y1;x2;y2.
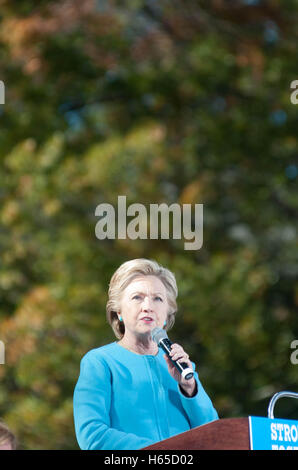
142;296;153;311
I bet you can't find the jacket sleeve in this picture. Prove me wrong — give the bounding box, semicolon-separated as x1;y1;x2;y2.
178;362;219;428
73;352;156;450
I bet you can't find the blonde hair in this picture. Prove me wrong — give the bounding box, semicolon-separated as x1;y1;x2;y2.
106;259;178;339
0;420;17;450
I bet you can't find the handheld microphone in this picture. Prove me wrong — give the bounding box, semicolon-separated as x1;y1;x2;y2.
151;327;194;380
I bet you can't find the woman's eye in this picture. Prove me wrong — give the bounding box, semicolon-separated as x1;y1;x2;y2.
155;296;163;301
132;295;141;300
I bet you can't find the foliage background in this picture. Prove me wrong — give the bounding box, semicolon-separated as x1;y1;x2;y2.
0;0;297;449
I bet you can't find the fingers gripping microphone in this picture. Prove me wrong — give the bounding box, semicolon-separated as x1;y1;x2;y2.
151;327;194;380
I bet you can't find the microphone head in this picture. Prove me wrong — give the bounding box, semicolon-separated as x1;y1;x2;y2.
151;327;168;344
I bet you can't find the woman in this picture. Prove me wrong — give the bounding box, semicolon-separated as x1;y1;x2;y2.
0;421;17;450
73;258;218;450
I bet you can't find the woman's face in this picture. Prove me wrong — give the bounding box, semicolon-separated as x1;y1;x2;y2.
119;275;169;339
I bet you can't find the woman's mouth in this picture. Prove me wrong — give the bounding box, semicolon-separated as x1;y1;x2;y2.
141;317;154;324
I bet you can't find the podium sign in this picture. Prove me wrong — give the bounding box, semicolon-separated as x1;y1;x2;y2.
249;416;298;450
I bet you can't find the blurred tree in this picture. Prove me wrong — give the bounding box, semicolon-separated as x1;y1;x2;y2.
0;0;297;449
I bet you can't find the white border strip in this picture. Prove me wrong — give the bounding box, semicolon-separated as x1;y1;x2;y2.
248;416;254;450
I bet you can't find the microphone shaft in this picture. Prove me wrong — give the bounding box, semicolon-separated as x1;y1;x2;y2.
159;338;194;381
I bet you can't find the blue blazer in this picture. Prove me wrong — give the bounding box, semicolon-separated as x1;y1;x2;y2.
73;342;218;450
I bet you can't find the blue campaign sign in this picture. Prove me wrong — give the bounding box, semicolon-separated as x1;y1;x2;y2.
249;416;298;450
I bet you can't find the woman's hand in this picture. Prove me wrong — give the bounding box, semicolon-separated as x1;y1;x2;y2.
163;343;197;397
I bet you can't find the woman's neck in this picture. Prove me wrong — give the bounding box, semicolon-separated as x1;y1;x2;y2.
118;333;158;356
